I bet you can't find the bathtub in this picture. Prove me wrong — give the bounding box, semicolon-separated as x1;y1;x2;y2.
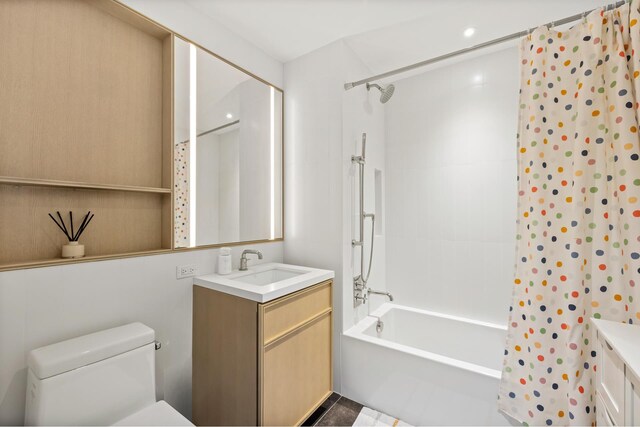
342;304;513;426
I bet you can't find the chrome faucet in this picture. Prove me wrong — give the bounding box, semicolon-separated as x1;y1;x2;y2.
239;249;263;271
365;288;393;335
367;288;394;302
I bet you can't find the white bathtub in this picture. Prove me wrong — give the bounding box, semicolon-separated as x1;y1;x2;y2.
342;304;513;426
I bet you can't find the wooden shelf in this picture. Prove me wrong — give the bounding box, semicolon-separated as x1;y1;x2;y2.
0;0;175;270
0;176;171;194
0;248;173;272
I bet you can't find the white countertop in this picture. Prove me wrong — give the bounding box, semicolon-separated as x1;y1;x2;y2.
193;262;334;303
592;318;640;380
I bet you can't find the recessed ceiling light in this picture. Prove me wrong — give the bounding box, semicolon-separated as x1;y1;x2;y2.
473;74;483;84
226;113;233;119
463;27;476;38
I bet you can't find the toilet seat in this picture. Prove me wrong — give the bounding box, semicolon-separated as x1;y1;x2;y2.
113;401;193;426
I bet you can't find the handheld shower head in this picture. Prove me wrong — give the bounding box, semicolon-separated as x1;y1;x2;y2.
366;82;395;104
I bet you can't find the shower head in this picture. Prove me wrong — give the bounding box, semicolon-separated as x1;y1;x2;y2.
366;82;395;104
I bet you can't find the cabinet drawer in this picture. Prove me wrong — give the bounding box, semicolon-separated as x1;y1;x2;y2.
597;332;625;426
597;393;616;426
261;281;332;344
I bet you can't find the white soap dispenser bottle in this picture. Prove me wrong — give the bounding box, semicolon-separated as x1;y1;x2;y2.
217;247;232;275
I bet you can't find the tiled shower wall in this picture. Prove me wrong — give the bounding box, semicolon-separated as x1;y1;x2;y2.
343;43;388;329
384;46;519;325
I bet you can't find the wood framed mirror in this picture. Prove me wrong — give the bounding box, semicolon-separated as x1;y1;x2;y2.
173;37;284;249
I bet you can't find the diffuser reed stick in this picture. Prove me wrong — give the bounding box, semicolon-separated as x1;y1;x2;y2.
56;211;70;239
73;212;94;242
48;213;71;240
70;211;74;241
75;212;90;240
48;211;94;259
48;211;94;241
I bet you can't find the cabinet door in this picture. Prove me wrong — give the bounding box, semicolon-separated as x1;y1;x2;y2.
629;371;640;426
193;286;258;426
261;313;332;426
597;393;616;426
597;333;626;425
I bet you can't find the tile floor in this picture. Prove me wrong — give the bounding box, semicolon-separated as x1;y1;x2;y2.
303;394;408;427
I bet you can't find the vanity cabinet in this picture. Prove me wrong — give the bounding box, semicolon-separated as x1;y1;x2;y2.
592;318;640;426
193;280;333;426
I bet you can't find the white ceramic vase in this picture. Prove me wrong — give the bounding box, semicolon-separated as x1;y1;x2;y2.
62;241;85;259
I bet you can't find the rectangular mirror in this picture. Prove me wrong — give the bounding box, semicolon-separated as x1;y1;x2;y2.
174;37;283;248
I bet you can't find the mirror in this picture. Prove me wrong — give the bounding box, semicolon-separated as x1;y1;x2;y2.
174;38;283;248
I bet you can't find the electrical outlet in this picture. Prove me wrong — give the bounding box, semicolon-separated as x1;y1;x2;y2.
176;264;198;279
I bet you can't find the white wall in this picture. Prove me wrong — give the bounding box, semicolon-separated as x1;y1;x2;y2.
384;47;518;325
0;2;284;425
284;39;388;393
284;40;347;391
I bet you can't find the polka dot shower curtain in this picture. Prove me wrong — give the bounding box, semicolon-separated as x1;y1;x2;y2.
498;2;640;425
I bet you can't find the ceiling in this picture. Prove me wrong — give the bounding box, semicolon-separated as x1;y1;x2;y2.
185;0;614;75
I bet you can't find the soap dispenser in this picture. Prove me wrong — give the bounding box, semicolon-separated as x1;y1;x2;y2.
217;247;232;275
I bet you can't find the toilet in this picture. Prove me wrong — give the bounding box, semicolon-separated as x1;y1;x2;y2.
24;322;193;426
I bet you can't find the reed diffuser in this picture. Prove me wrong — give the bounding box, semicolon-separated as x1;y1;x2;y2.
48;211;94;258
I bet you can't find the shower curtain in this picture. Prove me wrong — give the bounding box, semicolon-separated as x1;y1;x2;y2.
499;2;640;425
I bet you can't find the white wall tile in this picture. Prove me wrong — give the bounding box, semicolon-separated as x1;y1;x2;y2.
385;46;519;325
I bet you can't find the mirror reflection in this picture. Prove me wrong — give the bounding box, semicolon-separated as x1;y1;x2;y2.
174;38;283;248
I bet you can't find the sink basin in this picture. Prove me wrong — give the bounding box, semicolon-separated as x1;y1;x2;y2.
234;267;305;286
193;262;334;303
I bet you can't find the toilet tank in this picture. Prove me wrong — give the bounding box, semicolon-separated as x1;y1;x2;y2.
25;323;157;426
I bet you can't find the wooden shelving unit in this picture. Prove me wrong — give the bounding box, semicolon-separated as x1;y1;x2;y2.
0;0;175;271
0;176;172;194
3;249;174;271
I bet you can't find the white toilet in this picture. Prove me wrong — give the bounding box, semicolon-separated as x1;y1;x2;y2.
24;322;193;426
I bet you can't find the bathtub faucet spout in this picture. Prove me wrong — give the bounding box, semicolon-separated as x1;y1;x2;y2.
367;288;394;302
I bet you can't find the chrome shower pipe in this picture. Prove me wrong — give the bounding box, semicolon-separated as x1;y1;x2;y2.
352;133;376;304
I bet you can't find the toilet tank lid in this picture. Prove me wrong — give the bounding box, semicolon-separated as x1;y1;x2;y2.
27;322;155;380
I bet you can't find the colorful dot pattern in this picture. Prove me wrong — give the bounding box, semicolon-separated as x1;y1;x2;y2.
174;141;189;246
498;2;640;425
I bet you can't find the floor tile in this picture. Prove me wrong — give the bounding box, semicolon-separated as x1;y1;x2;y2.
302;393;341;426
315;396;364;426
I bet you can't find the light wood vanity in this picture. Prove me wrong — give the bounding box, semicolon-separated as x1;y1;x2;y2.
193;279;333;426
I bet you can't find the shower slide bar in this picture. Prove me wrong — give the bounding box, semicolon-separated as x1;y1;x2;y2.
343;0;627;90
352;133;376;304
